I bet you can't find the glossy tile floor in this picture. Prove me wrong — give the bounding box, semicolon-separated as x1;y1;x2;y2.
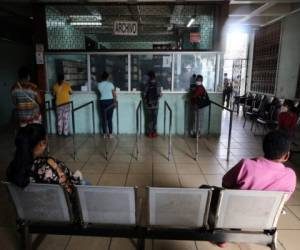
0;112;300;250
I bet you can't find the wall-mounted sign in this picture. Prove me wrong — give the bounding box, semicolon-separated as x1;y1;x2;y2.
190;32;200;43
113;21;138;36
35;52;44;65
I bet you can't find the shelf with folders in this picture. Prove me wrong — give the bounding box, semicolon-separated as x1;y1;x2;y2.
60;60;87;89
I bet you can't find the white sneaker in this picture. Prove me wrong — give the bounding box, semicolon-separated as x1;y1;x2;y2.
109;134;114;139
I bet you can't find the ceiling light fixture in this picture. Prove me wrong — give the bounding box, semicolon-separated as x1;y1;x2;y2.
187;17;195;28
70;15;102;21
70;22;102;26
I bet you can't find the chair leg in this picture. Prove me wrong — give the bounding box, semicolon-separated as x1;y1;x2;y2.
250;119;255;131
269;231;278;250
243;116;247;128
136;238;145;250
263;124;267;135
20;225;32;250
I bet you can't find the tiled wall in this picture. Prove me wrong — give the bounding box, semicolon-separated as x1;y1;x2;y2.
45;5;214;51
46;7;85;50
182;15;214;50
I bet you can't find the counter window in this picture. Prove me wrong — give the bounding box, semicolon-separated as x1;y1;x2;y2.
46;54;88;91
174;54;217;91
131;54;172;91
90;55;128;91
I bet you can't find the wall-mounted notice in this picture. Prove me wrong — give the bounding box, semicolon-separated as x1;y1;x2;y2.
113;21;138;36
163;56;171;68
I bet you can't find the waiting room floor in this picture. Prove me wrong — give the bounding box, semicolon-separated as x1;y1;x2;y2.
0;112;300;250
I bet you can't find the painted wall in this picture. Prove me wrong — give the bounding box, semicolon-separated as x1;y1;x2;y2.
276;11;300;99
45;92;222;135
0;40;34;126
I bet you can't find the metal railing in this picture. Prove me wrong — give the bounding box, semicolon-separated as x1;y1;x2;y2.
72;101;95;135
103;101;119;160
45;100;52;135
72;101;95;160
45;100;99;160
163;101;173;161
207;100;233;161
135;100;142;160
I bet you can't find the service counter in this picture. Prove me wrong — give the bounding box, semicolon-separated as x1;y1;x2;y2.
45;92;223;135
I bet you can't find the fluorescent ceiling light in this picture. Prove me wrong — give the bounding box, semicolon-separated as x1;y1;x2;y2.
47;20;65;27
187;18;195;28
70;15;102;20
70;22;102;26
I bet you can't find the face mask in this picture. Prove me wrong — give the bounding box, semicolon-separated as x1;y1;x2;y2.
281;106;288;112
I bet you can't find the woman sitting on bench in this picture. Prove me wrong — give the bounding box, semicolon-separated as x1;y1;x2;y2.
6;123;84;194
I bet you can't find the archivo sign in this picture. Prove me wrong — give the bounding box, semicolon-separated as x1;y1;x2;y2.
113;21;138;36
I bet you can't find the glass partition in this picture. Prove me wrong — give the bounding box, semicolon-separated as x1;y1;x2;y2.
46;54;87;91
46;52;220;93
131;54;172;91
174;53;217;91
90;54;128;91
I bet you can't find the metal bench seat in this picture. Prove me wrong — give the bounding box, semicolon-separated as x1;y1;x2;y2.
3;183;288;250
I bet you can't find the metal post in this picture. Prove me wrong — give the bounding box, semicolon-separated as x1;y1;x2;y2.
184;101;187;136
139;103;142;136
117;101;119;135
71;102;76;160
195;109;199;161
92;101;95;135
21;225;32;250
168;107;172;161
136;101;141;160
208;104;211;135
46;101;52;135
227;110;233;161
164;102;166;137
105;108;109;161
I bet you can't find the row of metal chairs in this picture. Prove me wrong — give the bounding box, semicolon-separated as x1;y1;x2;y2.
3;182;287;250
242;94;282;134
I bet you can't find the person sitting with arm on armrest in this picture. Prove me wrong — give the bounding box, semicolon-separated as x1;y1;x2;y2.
223;130;296;199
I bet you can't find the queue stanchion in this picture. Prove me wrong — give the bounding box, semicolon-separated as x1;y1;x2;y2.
116;101;119;135
72;101;95;160
135;101;142;160
208;103;211;135
164;101;173;161
227;109;233;161
208;100;233;162
195;109;199;161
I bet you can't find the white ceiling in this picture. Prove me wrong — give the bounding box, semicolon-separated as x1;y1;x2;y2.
229;0;300;27
2;0;300;28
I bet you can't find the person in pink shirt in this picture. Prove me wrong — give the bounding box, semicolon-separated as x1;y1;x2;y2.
212;130;297;248
223;130;296;199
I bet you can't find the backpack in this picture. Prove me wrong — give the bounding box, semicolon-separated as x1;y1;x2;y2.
197;90;210;109
146;83;159;106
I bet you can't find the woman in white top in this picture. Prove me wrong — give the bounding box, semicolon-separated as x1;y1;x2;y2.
97;72;116;138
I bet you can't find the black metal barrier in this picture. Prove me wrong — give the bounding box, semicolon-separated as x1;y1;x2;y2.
163;101;173;161
103;101;119;160
135;100;142;160
72;101;96;160
45;100;97;160
207;100;233;161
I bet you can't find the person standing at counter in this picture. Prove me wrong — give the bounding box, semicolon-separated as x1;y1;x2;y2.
52;74;72;137
97;71;116;139
143;71;162;138
190;74;210;137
